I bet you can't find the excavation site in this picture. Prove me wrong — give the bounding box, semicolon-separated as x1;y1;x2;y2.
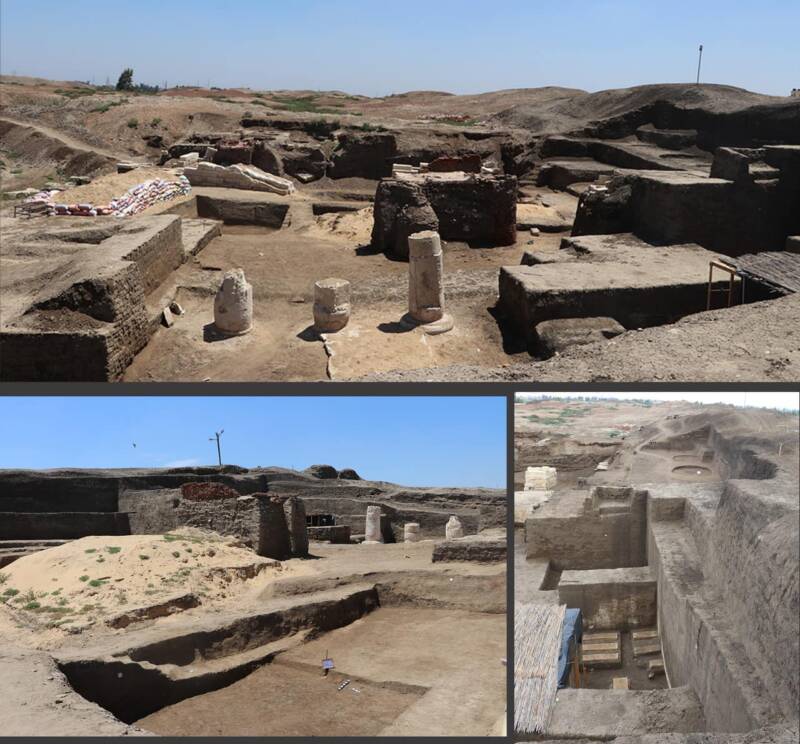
513;397;799;742
0;464;506;736
1;79;799;382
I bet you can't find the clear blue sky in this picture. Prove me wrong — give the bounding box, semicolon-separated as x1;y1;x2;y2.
0;396;506;487
1;0;796;96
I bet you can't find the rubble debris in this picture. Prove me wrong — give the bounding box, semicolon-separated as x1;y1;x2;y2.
181;482;240;501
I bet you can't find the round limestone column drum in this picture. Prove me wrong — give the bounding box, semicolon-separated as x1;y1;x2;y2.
364;505;383;543
313;278;351;332
405;230;454;334
213;268;253;336
445;515;464;539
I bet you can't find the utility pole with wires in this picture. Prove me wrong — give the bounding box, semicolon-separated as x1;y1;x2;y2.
696;44;704;84
209;429;224;468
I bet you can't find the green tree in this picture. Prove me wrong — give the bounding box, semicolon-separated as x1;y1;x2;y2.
116;68;134;91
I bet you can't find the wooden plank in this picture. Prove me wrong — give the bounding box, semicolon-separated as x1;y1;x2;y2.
727;252;800;294
583;631;620;642
583;641;620;653
633;640;662;657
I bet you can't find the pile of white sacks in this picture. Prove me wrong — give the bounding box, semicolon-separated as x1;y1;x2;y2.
183;162;295;195
29;177;191;217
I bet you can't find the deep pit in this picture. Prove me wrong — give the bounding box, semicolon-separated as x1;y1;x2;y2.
514;398;799;741
0;464;506;736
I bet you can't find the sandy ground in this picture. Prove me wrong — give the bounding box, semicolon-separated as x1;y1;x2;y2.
0;536;504;649
303;206;374;245
137;660;424;736
138;606;506;737
122;208;562;380
0;528;314;646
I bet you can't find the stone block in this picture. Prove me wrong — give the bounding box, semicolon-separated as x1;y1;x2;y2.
524;466;557;491
184;162;295;195
313;278;351;333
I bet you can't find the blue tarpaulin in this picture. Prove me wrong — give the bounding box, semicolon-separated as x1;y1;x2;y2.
557;608;583;688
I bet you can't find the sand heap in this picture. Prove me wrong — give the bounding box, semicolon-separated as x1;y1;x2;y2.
0;528;287;638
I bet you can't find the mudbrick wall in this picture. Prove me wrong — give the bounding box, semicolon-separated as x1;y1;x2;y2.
0;474;120;512
195;194;289;227
0;329;111;382
98;265;151;381
371;175;517;255
648;515;777;732
557;566;656;630
120;216;183;295
0;512;131;540
526;489;648;569
1;216;183;382
0;468;502;546
431;539;506;563
175;494;293;560
696;479;798;724
498;269;717;345
648;468;797;730
574;155;800;256
118;489;182;534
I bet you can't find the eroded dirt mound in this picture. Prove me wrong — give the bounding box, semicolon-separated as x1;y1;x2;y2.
491;83;796;136
0;528;285;638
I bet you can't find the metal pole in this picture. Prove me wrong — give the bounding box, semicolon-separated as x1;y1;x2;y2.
696;45;703;84
209;429;224;467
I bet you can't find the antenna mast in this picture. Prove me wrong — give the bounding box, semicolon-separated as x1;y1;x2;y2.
696;44;703;84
